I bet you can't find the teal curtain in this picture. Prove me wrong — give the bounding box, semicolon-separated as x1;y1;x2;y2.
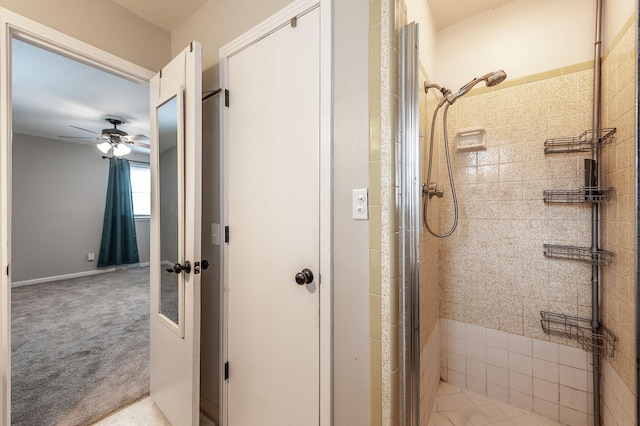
97;157;139;267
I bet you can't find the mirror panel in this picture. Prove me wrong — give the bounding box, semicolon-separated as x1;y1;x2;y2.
156;88;184;335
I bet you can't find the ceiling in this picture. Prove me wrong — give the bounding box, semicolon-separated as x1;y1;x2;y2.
110;0;516;32
112;0;208;31
428;0;515;30
11;38;151;153
11;0;510;154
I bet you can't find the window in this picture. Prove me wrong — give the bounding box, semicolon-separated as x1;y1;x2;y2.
130;164;150;217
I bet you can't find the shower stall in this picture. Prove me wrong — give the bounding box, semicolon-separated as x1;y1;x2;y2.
395;1;637;425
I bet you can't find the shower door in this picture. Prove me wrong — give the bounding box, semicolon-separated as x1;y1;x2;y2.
221;5;321;425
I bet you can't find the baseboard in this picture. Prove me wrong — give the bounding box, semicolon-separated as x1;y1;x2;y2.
11;262;150;287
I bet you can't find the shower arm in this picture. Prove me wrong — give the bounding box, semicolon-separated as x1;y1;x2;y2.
424;82;451;98
425;82;457;108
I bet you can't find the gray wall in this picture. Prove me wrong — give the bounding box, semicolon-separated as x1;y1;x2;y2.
332;0;370;423
12;134;150;282
159;146;178;264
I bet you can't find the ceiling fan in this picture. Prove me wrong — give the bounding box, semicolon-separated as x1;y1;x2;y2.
61;117;150;157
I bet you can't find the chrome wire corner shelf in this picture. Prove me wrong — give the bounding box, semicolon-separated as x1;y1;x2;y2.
540;311;617;358
544;128;616;154
543;244;614;266
543;187;614;203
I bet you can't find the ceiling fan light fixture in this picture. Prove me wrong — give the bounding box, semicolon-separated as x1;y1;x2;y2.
112;143;131;157
97;141;112;153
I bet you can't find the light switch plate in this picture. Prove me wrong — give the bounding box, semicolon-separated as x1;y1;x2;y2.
352;188;368;220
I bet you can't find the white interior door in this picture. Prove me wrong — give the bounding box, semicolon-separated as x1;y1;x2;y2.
222;6;321;425
149;42;202;426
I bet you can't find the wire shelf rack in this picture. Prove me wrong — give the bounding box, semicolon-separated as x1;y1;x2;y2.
543;187;614;203
544;128;616;154
540;311;617;358
543;244;614;266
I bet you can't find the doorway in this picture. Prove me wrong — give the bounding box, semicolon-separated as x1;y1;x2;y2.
9;36;151;425
0;12;156;425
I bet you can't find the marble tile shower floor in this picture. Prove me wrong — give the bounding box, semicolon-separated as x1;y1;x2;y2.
430;381;563;426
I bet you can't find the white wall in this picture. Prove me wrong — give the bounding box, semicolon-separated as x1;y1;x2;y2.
435;0;596;90
171;0;293;90
11;134;150;282
604;0;636;52
405;0;437;79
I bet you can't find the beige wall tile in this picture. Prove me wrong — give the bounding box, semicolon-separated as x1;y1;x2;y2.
601;19;637;396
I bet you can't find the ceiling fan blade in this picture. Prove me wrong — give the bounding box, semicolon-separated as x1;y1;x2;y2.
122;134;150;142
69;125;100;134
58;135;95;139
129;140;151;149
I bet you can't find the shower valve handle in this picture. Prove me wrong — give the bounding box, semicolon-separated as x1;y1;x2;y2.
424;182;444;199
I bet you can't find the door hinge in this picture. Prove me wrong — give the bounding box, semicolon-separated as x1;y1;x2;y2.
225;226;230;243
225;89;230;107
6;265;8;276
224;361;229;380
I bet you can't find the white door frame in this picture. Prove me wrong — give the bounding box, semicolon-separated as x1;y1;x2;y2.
0;9;154;426
219;0;332;424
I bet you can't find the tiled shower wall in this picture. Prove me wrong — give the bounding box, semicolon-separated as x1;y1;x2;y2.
600;14;637;424
440;318;595;424
438;63;595;338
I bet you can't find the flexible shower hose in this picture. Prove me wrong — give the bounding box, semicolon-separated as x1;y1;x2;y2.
423;102;459;238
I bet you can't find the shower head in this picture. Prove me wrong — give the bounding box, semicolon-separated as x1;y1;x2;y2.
485;70;507;86
454;70;507;99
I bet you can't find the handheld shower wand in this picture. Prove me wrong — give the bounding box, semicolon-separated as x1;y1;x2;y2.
436;70;507;106
422;70;507;238
456;70;507;96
